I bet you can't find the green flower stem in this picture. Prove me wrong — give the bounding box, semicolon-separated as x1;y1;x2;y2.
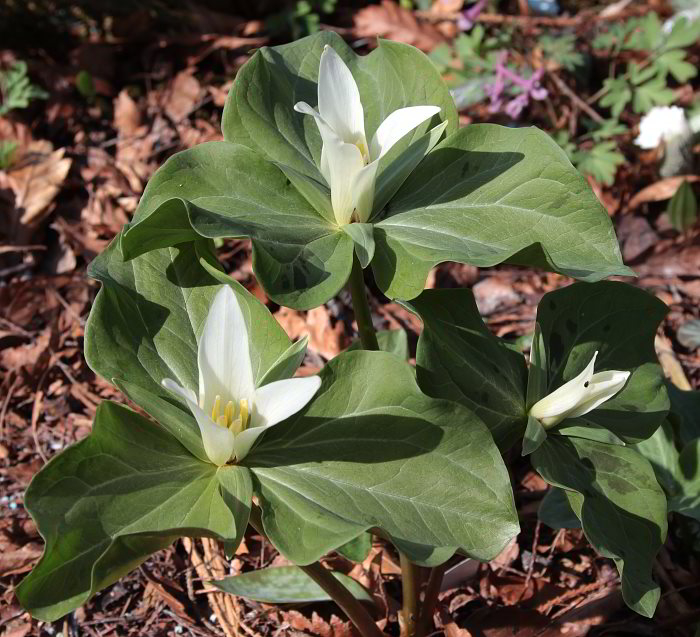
398;552;419;637
348;252;379;351
415;562;448;637
248;505;384;637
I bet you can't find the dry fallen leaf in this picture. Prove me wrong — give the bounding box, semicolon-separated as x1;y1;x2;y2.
628;175;700;209
164;69;201;122
3;141;72;243
113;89;142;137
354;0;446;51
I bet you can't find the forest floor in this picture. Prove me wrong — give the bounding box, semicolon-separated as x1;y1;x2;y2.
1;1;699;636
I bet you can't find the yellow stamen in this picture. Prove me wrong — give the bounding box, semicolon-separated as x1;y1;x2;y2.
239;399;249;429
217;415;227;428
224;401;234;427
211;395;221;422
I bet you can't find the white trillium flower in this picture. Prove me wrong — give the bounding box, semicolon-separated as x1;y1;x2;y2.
294;45;442;226
163;287;321;466
634;106;691;150
529;351;630;429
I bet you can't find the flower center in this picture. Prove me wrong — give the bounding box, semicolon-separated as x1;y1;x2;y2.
355;139;369;165
211;395;250;434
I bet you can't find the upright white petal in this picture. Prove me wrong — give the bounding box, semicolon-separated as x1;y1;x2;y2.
567;370;630;419
162;378;235;466
325;137;366;225
318;45;365;145
530;352;598;425
351;160;380;223
369;105;441;161
198;287;255;415
233;375;322;461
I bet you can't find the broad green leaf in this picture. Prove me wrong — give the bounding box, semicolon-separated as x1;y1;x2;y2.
212;565;372;604
119;141;354;310
410;289;528;450
346;328;409;360
85;235;294;458
336;532;373;562
533;435;667;617
633;421;681;496
372;125;633;300
538;487;581;530
535;281;669;443
16;402;252;621
246;350;519;566
221;31;458;181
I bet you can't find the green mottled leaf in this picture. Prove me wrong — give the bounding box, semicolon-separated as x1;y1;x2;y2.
247;350;519;566
212;565;372;604
346;329;409;360
17;402;252;621
535;281;669;443
410;288;527;450
373;125;633;300
119;142;353;310
533;435;667;617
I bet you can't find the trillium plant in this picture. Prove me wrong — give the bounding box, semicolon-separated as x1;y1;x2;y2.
18;32;679;635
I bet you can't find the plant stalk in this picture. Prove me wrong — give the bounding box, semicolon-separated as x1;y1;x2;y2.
248;505;384;637
398;552;419;637
299;562;385;637
415;562;448;637
348;253;379;351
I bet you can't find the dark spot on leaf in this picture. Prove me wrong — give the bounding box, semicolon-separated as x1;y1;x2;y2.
481;391;490;405
584;381;589;388
603;324;611;333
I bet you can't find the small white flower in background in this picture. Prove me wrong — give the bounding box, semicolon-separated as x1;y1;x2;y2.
295;45;441;226
634;106;691;150
163;287;321;465
529;351;630;429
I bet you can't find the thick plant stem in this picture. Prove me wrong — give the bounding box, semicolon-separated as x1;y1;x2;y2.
415;562;448;637
248;505;384;637
299;562;385;637
348;253;379;351
398;552;419;637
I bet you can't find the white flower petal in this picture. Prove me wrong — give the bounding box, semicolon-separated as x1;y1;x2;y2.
198;287;255;415
318;45;365;145
233;375;321;461
325;137;365;225
351;160;380;223
369;105;441;161
567;370;630;419
162;378;234;466
530;352;598;424
253;375;322;428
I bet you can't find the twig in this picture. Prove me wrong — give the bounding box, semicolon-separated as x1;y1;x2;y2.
520;520;541;601
548;73;604;124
